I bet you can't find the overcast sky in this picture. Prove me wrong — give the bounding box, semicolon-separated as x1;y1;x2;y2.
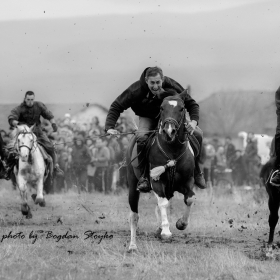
0;0;279;105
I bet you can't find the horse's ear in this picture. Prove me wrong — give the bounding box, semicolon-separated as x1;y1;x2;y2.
30;124;36;132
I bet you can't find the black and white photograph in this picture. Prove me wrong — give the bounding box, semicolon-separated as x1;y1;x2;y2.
0;0;280;279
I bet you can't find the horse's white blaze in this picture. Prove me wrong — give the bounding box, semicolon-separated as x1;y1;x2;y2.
129;211;139;251
167;123;173;137
19;146;30;162
154;192;172;237
168;100;177;107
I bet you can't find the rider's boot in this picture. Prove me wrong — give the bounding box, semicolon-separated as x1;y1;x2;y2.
194;159;206;189
136;143;151;193
270;136;280;186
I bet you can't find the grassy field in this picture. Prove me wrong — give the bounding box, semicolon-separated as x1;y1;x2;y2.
0;180;279;280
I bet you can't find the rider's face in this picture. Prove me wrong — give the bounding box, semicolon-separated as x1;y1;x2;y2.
145;74;164;95
25;95;35;107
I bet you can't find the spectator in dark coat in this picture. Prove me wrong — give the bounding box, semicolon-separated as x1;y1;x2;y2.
71;133;91;193
224;136;236;167
230;150;246;186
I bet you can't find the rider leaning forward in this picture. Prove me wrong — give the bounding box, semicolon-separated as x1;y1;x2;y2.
3;91;63;179
105;66;206;192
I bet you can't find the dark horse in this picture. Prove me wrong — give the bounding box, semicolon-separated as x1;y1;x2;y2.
127;96;196;251
260;155;280;245
0;133;6;177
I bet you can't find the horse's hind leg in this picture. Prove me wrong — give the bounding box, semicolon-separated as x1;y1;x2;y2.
128;169;140;252
267;188;280;244
176;191;195;231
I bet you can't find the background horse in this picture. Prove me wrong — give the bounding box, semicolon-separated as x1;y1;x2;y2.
127;96;196;252
8;124;48;218
260;157;280;245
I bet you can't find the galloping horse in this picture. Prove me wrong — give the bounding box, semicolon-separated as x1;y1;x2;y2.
260;156;280;244
8;124;49;218
127;95;196;251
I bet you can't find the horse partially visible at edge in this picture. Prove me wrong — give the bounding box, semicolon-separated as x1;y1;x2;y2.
7;124;50;218
260;154;280;245
127;95;197;252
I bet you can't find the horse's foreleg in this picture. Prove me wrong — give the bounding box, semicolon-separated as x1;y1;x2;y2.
128;172;140;252
154;193;172;239
35;177;45;207
268;191;280;244
17;176;32;219
154;205;162;237
128;211;139;252
176;196;195;231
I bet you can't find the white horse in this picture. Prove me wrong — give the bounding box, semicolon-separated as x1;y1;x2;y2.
238;131;273;165
9;124;48;218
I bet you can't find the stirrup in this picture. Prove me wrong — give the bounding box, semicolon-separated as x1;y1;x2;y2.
270;170;280;187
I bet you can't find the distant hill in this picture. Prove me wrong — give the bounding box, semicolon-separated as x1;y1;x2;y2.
198;90;276;137
0;90;276;138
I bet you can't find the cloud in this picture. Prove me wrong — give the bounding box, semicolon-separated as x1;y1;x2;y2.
0;0;269;21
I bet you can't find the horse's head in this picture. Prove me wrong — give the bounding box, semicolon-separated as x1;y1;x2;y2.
159;96;185;142
15;125;37;162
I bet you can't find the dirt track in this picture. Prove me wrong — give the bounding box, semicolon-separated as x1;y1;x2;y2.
0;180;279;280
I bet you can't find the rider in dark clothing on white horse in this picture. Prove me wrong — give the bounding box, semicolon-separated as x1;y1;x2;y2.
105;66;206;192
270;86;280;186
3;91;63;179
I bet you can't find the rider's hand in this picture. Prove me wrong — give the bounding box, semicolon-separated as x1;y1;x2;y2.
12;120;19;127
52;123;58;132
107;129;120;138
185;120;197;135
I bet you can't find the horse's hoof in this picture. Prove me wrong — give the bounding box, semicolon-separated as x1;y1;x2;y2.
155;227;162;238
26;212;32;219
127;244;138;253
21;204;30;216
35;197;44;205
31;194;37;202
161;233;172;240
176;218;187;230
39;199;46;207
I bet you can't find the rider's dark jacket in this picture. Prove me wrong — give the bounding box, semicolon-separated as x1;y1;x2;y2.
8;101;54;128
105;67;200;131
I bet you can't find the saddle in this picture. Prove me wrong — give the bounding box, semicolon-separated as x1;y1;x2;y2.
37;145;53;178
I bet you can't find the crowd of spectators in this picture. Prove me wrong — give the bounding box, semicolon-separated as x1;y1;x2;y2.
200;133;261;186
45;114;136;194
1;114;135;194
0;118;268;190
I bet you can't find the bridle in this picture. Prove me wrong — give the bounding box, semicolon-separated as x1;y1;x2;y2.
16;131;36;154
159;99;186;142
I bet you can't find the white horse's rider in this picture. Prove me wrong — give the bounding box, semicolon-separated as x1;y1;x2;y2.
4;91;63;179
105;66;206;192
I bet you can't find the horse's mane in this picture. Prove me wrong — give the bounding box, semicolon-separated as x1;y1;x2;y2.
6;125;32;153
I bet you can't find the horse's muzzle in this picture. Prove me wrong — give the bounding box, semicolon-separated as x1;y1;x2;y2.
163;122;176;142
